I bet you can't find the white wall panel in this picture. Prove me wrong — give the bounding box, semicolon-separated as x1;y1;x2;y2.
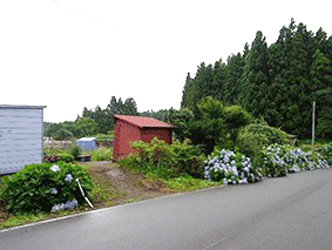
0;106;45;174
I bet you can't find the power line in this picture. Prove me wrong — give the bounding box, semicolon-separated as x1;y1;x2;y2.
49;0;101;23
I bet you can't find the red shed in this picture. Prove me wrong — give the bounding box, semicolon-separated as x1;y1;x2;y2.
113;115;175;161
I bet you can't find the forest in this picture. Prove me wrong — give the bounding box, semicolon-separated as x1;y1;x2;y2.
181;19;332;139
44;96;138;139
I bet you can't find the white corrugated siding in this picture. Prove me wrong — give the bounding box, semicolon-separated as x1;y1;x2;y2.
0;107;44;174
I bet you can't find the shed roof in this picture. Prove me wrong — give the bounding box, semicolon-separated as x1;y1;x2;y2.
77;137;96;141
114;115;175;129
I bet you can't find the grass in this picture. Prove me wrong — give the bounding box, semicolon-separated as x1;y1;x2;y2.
90;148;113;161
89;179;122;204
0;207;91;229
161;175;222;191
1;213;49;228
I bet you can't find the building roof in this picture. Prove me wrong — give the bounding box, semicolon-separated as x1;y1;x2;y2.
77;137;96;141
114;115;175;129
0;104;47;109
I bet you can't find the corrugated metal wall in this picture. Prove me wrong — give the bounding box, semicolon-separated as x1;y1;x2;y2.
0;106;45;174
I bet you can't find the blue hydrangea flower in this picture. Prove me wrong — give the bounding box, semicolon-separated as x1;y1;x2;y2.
65;174;73;183
50;165;60;172
50;188;58;195
51;199;78;212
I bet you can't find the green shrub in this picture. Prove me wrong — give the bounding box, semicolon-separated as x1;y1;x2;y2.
91;148;113;161
319;142;332;163
95;134;114;142
58;153;75;163
187;97;252;154
68;144;82;160
0;162;93;214
118;138;205;179
170;140;205;178
237;123;289;161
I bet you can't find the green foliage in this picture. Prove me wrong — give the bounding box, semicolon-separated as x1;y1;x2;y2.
83;105;112;134
75;117;97;137
91;148;113;161
44;122;75;140
197;96;225;119
118;138;205;179
320;142;332;163
170;140;205;178
0;162;93;214
139;109;169;122
44;96;138;139
187;97;252;154
58;153;75;163
95;134;114;142
181;19;332;138
237;122;289;160
224;105;253;142
166;108;194;141
0;213;50;229
162;175;220;191
53;128;73;140
316;88;332;140
105;96;138;130
240;31;271;118
181;63;217;112
68;144;82;160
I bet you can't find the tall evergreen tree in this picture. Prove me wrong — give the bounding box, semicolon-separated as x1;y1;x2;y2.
223;53;245;105
240;31;271;118
180;19;332;138
181;73;193;109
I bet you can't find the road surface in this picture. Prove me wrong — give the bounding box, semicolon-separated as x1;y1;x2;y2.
1;169;332;250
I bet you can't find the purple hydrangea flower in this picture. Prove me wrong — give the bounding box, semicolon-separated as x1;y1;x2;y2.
51;200;79;212
50;165;60;172
50;188;58;195
65;174;73;183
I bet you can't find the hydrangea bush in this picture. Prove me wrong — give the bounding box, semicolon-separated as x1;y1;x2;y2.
204;149;263;184
320;143;332;164
262;144;330;177
0;162;93;214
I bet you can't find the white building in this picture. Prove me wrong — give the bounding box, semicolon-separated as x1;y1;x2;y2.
0;105;46;174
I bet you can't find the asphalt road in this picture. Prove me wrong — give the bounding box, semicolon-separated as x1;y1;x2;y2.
1;169;332;250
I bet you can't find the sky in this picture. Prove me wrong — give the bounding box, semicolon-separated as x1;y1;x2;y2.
1;0;331;122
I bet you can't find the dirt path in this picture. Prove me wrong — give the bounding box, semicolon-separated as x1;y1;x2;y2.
83;161;174;209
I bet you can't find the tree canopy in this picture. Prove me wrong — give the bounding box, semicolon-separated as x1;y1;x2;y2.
181;19;332;139
45;96;138;139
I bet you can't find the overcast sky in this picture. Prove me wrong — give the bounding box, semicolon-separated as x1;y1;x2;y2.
1;0;331;122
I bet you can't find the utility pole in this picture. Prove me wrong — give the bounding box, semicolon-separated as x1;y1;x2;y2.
312;101;316;151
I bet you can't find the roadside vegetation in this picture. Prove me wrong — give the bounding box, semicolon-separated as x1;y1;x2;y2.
1;111;331;231
1;19;332;229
